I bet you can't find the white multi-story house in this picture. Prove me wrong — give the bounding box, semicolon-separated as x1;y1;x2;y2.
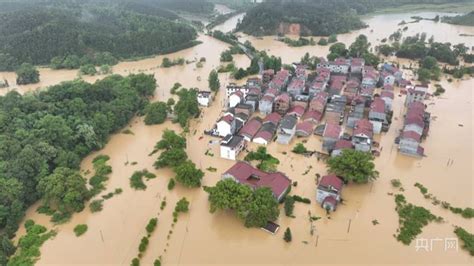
220;134;245;160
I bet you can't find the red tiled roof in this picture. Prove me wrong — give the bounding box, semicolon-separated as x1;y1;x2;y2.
223;161;291;198
266;88;278;97
220;114;234;124
261;94;274;102
275;93;290;103
254;130;273;142
383;84;394;91
288;105;305;117
353;119;373;138
302;110;323;122
323;123;341;139
334;139;353;150
381;90;394;99
405;114;424;128
263;112;282;125
319;175;343;191
296;121;313;134
351;58;364;66
401;130;421;142
231;91;244;98
239;118;262;139
370;98;385;113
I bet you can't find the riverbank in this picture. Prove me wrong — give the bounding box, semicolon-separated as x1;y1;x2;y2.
366;2;474;15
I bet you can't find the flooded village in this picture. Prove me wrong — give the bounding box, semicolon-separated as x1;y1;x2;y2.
0;4;473;266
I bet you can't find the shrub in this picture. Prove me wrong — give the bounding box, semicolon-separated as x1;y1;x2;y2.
292;143;308;154
283;227;292;242
146;218;158;234
131;257;140;266
168;178;176;190
284;197;295;217
138;237;149;253
154;259;161;266
292;195;311;204
454;227;474;255
391;179;402;188
74;224;88;236
90;199;104;213
175;198;190;213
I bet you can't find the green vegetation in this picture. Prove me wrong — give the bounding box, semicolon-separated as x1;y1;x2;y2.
284;197;295;217
73;224;88;237
79;64;97;76
0;73;154;262
144;102;168;125
390;179;402;188
394;194;440;245
175;198;190;213
168;178;176;190
204;179;280;228
6;220;56;266
443;11;474;26
292;143;308;154
454;227;474;255
417;56;441;83
15;63;39;85
173;89;201;128
292;195;311;204
130;170;156;190
283;227;292;242
327;149;378;184
317;38;328;46
414;182;428;195
146;218;158;234
0;2;198;71
37;167;89;223
281;37;315;47
211;30;239;45
174;161;204;188
232;51;282;80
237;1;366;36
89;199;104;213
161;57;185;68
208;70;220;92
244;146;280;172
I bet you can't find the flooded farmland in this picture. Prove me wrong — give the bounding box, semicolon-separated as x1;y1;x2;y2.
2;10;473;266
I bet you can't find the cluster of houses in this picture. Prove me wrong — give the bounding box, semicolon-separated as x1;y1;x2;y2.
204;56;431;214
398;85;430;157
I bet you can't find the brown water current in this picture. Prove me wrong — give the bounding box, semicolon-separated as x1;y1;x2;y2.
4;11;474;266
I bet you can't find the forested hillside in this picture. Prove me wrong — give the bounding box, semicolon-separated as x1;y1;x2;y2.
237;0;472;36
0;1;200;71
443;11;474;26
0;73;156;264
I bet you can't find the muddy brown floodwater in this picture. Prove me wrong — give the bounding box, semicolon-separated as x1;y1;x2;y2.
3;11;473;266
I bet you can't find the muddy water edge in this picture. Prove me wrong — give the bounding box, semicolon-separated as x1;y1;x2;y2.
2;12;473;266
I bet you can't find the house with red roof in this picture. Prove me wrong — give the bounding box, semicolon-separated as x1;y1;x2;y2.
316;175;344;212
259;94;275;115
352;119;373;152
239;117;263;141
309;91;328;114
295;121;314;137
405;85;428;106
381;90;394;111
277;115;297;144
344;79;360;102
216;114;236;137
328;76;346;97
288;105;305;119
269;70;290;91
287;78;305;98
263;112;282;126
347;102;365;128
302;110;323;124
222;161;292;202
262;69;275;83
331;140;354;157
369;97;386;134
350;58;365;73
253;123;277;146
322;123;342;151
398;101;430;157
226;83;249;97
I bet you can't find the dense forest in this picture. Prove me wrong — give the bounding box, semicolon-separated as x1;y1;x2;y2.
0;0;201;71
442;11;474;26
237;0;472;36
0;73;156;264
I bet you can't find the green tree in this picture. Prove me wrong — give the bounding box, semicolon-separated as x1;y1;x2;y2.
244;187;279;227
16;63;40;85
421;56;438;69
208;70;220;92
377;44;395;56
328;34;338;43
284;196;295;217
329;42;347;58
154;148;188;169
327;149;378;183
204;179;253;214
154;130;186;151
220;50;233;62
79;64;97;75
284;227;292;242
349;34;370;57
144;102;168;125
292;143;308;154
317;38;328;46
283;227;292;243
36;167;89;213
129;73;156;97
174;160;204;188
62;55;81;69
175;197;190;213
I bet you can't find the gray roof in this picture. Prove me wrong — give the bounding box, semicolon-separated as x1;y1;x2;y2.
221;134;244;148
280;115;297;129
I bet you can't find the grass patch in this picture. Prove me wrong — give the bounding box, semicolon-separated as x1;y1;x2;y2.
7;220;57;265
394;194;441;245
74;224;88;237
454;226;474;256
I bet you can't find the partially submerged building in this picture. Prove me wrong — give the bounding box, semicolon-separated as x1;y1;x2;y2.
316;175;344;212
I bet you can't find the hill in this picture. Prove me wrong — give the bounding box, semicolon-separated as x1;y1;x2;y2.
0;1;199;71
236;0;367;36
443;11;474;26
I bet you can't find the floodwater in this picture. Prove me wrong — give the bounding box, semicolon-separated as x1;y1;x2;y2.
213;12;246;33
5;11;474;266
